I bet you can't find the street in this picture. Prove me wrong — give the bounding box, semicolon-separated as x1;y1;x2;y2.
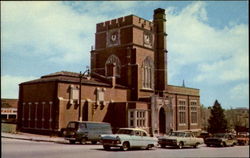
2;138;249;158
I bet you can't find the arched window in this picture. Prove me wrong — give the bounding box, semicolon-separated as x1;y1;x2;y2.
142;56;154;89
105;55;121;77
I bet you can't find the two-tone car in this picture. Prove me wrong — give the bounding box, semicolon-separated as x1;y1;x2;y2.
158;131;204;149
100;128;158;151
204;133;237;147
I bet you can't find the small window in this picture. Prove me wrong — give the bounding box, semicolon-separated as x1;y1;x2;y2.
130;111;134;118
130;120;134;127
142;132;147;136
135;131;140;136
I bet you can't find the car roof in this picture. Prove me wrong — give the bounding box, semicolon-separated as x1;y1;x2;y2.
118;128;148;133
68;121;110;124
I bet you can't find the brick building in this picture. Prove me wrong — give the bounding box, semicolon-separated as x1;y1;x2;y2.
17;8;201;135
1;98;18;122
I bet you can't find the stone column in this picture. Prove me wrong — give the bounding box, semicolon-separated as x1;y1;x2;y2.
35;102;38;128
28;102;32;128
49;101;53;130
42;102;45;129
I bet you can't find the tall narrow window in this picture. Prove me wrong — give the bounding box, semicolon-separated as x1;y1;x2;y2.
105;55;121;77
142;56;154;89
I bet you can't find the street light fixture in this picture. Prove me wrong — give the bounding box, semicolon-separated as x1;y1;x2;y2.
78;66;90;121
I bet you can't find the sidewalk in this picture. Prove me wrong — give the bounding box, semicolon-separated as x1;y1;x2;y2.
1;132;67;143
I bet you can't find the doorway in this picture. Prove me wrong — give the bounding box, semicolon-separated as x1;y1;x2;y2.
159;107;166;134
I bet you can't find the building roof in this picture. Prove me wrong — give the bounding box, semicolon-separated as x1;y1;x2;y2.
20;71;127;89
167;85;200;96
1;98;18;108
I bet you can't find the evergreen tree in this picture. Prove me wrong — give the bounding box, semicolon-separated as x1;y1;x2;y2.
207;100;228;134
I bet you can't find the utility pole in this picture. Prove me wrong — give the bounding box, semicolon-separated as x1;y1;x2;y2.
79;71;83;121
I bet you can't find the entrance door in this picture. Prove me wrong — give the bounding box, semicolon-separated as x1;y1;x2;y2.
159;108;166;134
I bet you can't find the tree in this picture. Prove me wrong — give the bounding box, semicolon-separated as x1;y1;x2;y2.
207;100;228;134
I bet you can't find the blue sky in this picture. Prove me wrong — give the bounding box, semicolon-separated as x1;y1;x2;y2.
1;1;249;109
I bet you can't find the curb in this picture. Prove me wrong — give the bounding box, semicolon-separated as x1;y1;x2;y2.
2;135;66;143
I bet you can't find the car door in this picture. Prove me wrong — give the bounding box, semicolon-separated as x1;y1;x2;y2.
184;133;192;146
129;130;140;147
140;131;149;147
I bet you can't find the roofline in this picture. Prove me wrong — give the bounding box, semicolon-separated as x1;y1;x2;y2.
19;79;128;89
168;84;200;90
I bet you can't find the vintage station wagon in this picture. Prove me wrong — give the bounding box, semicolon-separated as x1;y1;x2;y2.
64;121;112;144
100;128;158;151
158;131;204;149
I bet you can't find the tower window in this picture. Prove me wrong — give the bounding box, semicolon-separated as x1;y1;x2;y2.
142;56;154;89
105;55;121;77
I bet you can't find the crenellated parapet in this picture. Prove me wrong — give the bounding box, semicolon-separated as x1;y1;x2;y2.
96;15;153;32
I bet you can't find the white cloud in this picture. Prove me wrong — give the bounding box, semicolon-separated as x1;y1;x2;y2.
166;2;249;84
1;1;108;64
1;75;37;98
230;83;249;102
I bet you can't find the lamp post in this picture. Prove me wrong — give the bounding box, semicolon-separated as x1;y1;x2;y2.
78;71;83;121
78;67;90;121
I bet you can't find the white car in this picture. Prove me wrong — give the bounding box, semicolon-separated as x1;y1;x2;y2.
158;131;204;149
100;128;158;151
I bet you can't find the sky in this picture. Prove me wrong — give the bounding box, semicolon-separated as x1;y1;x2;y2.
1;1;249;109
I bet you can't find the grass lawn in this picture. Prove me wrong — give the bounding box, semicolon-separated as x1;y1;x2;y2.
1;123;17;133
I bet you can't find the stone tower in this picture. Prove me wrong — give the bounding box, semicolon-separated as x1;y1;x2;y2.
90;13;155;101
153;8;168;95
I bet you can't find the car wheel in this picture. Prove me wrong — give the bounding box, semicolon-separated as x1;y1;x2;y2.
206;144;210;147
160;144;166;148
81;138;87;144
121;142;130;151
193;143;199;148
103;145;110;150
91;141;97;144
178;142;183;149
146;144;153;150
69;140;75;144
222;142;227;147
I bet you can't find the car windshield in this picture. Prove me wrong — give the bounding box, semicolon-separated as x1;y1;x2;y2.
117;129;133;135
213;133;226;138
169;132;186;137
67;122;78;129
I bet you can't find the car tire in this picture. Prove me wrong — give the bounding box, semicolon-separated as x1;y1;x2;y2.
103;145;110;150
178;142;183;149
121;142;130;151
160;144;166;148
146;144;153;150
81;138;87;144
206;144;210;147
69;140;75;144
222;142;227;147
193;143;199;148
91;141;97;144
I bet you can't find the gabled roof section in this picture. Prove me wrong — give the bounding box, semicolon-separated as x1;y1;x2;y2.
20;71;127;89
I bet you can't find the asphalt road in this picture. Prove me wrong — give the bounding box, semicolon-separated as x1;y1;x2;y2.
2;138;249;158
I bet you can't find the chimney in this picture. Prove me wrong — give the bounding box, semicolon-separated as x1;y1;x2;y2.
153;8;168;95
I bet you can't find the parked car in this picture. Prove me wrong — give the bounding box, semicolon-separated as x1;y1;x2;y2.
205;133;237;147
236;132;249;145
64;121;112;144
197;131;211;141
158;131;204;149
100;128;158;151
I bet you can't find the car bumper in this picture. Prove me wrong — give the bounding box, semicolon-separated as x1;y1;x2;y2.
101;139;122;147
205;141;222;146
65;137;76;141
158;140;178;146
